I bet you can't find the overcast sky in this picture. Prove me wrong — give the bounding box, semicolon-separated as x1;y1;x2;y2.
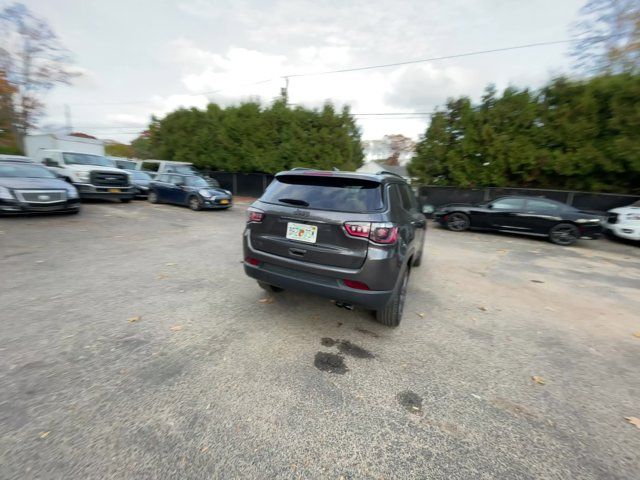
23;0;585;143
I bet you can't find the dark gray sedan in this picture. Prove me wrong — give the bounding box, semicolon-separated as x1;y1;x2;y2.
0;161;80;214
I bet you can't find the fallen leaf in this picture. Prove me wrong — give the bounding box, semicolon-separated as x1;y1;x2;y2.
157;274;169;280
291;464;297;470
128;315;142;323
200;446;209;453
530;279;545;284
416;312;425;318
170;325;183;331
39;431;50;439
259;298;274;304
478;306;487;312
497;249;508;253
633;331;640;338
625;417;640;429
532;375;545;385
165;262;176;266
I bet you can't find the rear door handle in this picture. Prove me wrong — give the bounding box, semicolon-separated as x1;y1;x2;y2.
289;248;306;257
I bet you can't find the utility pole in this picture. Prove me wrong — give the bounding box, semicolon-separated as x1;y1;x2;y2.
280;76;289;104
64;104;72;134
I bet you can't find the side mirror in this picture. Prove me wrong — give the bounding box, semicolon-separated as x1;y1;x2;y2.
486;203;493;209
175;181;185;187
45;158;59;167
421;204;434;215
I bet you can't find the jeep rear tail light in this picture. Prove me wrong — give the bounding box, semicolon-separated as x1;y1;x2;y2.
247;208;264;223
344;222;398;245
370;224;398;244
344;222;371;238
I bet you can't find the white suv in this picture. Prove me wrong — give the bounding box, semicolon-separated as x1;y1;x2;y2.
604;200;640;241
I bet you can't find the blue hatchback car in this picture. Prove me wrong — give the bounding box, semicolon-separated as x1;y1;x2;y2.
148;174;232;210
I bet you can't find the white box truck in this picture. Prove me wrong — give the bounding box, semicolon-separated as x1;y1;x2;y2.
24;134;134;202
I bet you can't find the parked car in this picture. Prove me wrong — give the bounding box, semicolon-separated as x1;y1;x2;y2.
0;154;33;163
433;196;602;246
148;174;232;210
34;150;134;202
140;160;200;179
126;170;153;198
603;200;640;241
243;169;427;327
0;160;80;214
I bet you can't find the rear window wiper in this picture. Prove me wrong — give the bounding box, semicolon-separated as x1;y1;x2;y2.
278;198;309;207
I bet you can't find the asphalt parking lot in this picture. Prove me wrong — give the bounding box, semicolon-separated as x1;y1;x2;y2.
1;201;639;480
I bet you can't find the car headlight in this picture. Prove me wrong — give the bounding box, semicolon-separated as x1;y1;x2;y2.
67;188;79;199
625;213;640;221
0;186;14;200
75;171;90;182
198;189;212;198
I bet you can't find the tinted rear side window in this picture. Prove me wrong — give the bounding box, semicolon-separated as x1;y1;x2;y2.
261;175;384;213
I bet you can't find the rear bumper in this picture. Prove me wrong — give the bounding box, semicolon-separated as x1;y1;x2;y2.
243;231;396;309
578;224;603;239
243;261;393;310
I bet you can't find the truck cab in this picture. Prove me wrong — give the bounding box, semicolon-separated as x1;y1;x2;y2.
35;150;134;201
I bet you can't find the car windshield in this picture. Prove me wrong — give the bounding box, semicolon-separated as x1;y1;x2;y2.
184;176;210;187
63;153;114;167
132;171;152;181
0;163;57;179
116;160;138;169
165;164;198;174
261;175;384;212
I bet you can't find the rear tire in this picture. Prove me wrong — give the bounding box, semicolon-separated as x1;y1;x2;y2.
258;281;284;292
189;196;201;211
120;198;132;203
446;212;470;231
549;223;579;246
375;268;409;327
148;191;159;204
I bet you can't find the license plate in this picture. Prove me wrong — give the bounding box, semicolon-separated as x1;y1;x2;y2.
220;199;229;205
286;222;318;244
108;188;121;193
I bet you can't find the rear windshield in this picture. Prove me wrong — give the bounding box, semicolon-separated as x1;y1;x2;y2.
261;175;384;212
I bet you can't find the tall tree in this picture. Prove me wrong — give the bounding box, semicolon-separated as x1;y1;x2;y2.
0;3;77;150
409;74;640;194
571;0;640;74
146;100;364;173
0;70;19;153
382;134;415;166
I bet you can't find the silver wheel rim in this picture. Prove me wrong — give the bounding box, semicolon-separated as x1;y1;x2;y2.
448;213;469;231
190;197;199;210
551;225;577;245
149;192;157;202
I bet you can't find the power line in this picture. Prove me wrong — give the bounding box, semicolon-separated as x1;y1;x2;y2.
65;36;603;108
284;35;621;78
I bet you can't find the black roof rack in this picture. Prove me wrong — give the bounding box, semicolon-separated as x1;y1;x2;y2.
376;170;405;180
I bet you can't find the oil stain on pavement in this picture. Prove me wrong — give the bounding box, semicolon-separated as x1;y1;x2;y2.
314;352;347;374
320;338;375;358
397;390;423;413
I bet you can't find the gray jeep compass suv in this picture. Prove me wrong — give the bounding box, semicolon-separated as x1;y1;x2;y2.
243;169;426;326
